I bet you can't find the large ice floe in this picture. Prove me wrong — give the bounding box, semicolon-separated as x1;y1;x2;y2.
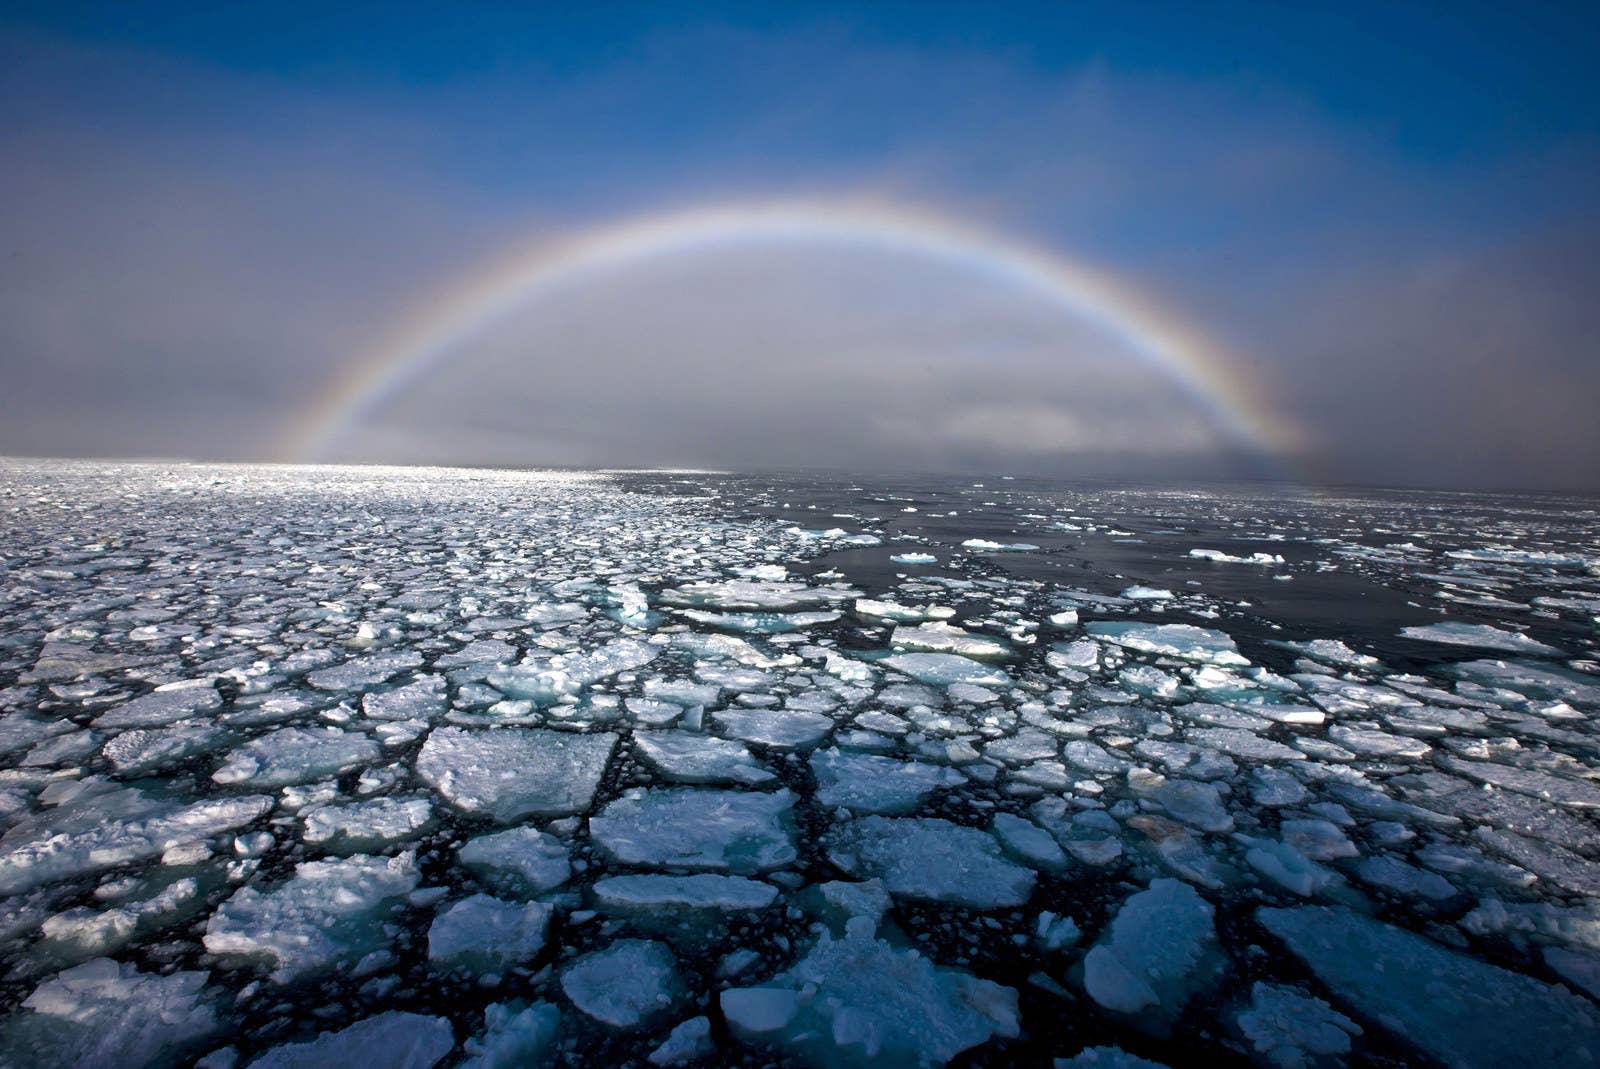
0;459;1597;1067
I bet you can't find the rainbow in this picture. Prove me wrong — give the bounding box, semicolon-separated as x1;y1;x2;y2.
281;199;1291;463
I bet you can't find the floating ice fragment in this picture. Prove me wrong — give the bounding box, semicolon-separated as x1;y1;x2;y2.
560;939;684;1029
1235;982;1360;1069
416;727;617;821
302;797;433;852
590;788;797;873
880;652;1012;687
204;853;420;983
459;1002;560;1069
246;1012;454;1069
1080;878;1222;1031
592;873;778;911
1401;621;1562;656
212;727;381;787
0;958;220;1069
810;748;964;813
891;623;1011;660
649;1016;714;1066
1189;548;1286;565
825;816;1035;908
1086;622;1249;667
711;708;832;749
93;680;221;728
721;923;1019;1067
428;894;551;974
1260;905;1600;1068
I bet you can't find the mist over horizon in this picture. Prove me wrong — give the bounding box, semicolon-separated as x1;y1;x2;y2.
3;3;1598;491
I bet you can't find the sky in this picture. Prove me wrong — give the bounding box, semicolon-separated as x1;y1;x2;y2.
2;2;1597;491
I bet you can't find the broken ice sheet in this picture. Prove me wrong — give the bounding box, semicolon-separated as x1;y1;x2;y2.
2;462;1598;1069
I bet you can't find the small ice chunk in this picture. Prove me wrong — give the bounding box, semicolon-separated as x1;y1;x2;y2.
428;894;551;974
1086;622;1249;667
1235;983;1360;1069
891;623;1010;660
302;797;433;852
1189;548;1285;566
204;853;420;982
810;749;964;814
590;788;797;873
458;826;571;897
680;609;841;633
593;874;778;911
0;789;272;896
307;650;425;692
825;816;1035;908
721;923;1019;1066
1080;878;1222;1031
92;680;221;728
880;653;1013;687
649;1016;714;1066
1401;622;1562;657
711;708;832;750
635;730;776;785
416;727;617;821
102;723;228;776
362;676;448;721
212;727;381;787
246;1012;453;1069
560;939;684;1029
459;1002;559;1069
1054;1049;1170;1069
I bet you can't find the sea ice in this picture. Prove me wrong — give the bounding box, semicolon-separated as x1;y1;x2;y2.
1234;983;1360;1069
880;652;1013;687
810;748;964;813
212;726;381;787
589;788;797;873
246;1012;454;1069
711;708;833;749
1080;878;1221;1030
721;922;1019;1067
428;894;552;974
0;787;271;895
634;730;776;785
1401;621;1562;656
92;680;221;728
592;873;778;911
458;1002;560;1069
1260;905;1600;1068
302;797;433;851
1086;622;1249;667
203;852;420;982
891;623;1011;660
0;959;219;1069
457;826;572;897
416;727;617;821
560;939;684;1029
825;816;1035;908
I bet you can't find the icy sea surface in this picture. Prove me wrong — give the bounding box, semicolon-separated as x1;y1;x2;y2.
0;459;1598;1069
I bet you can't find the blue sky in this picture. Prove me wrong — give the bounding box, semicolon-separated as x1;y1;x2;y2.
3;2;1597;488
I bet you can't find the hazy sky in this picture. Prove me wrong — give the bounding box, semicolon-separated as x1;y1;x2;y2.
3;3;1597;491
